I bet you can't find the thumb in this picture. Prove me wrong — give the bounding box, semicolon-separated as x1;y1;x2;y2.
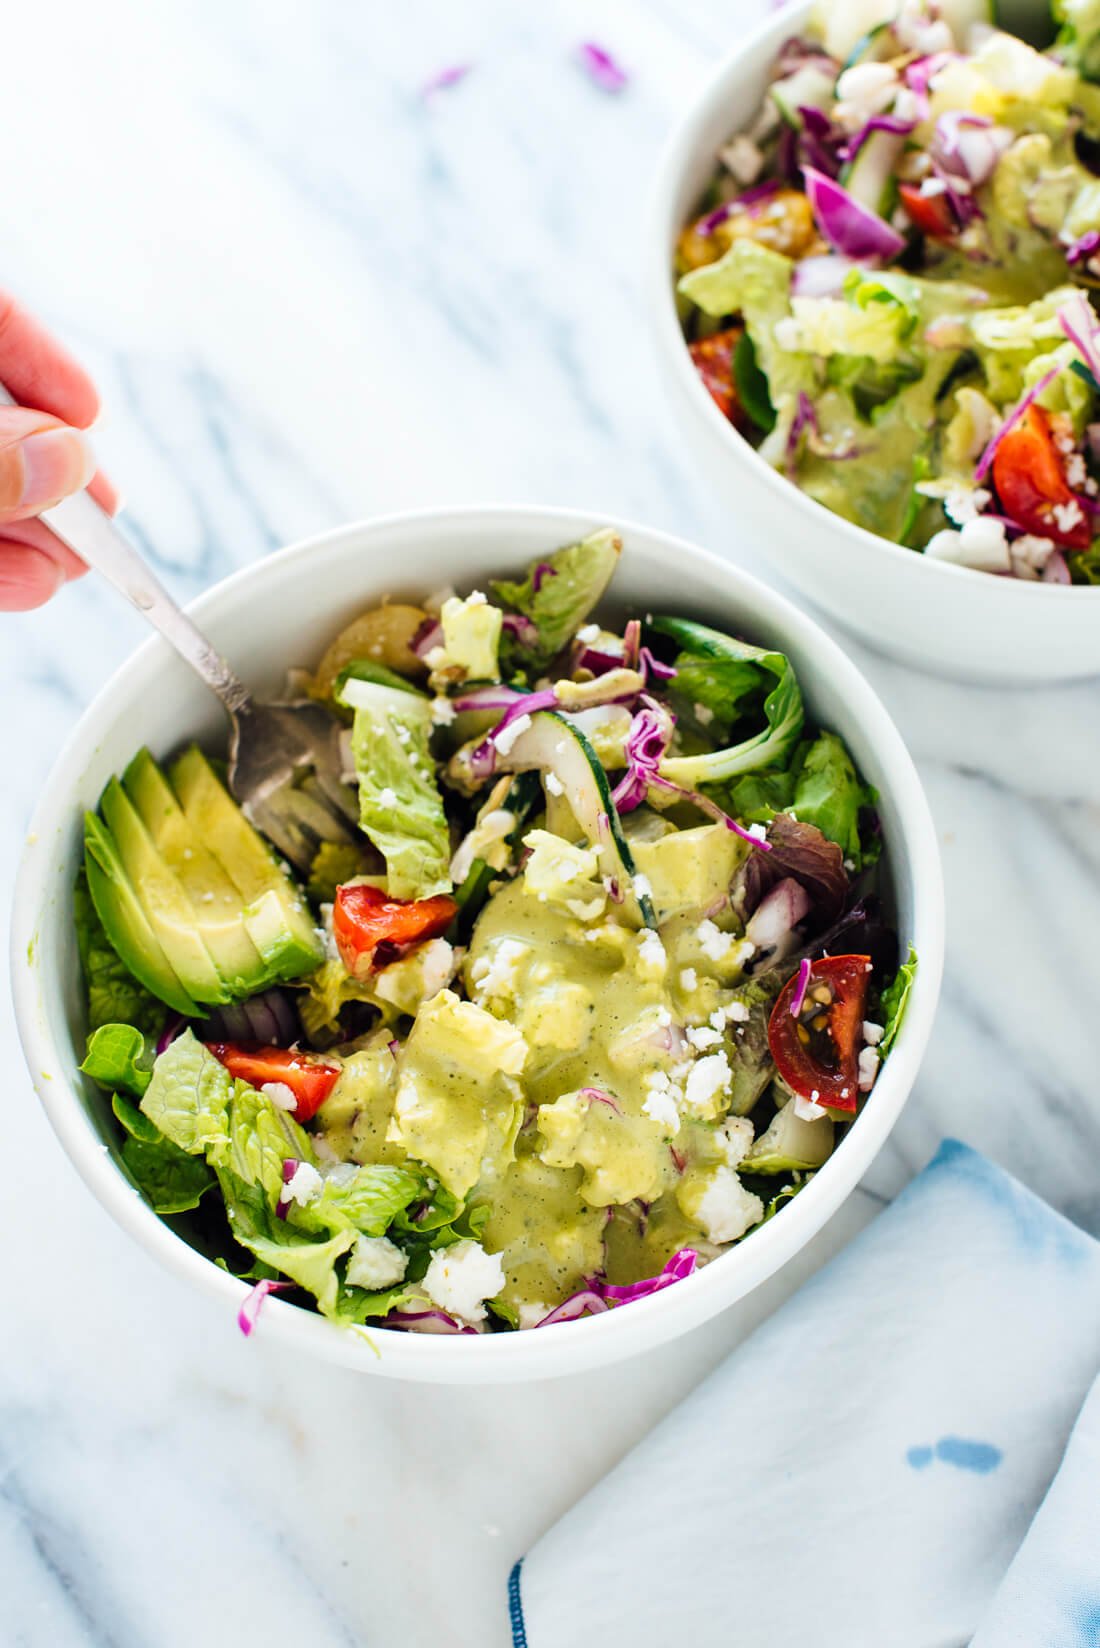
0;406;96;522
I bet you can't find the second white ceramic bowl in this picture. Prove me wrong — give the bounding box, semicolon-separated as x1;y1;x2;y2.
11;506;943;1382
649;2;1100;684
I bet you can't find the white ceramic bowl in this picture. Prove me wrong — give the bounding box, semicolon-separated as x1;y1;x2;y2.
649;3;1100;684
11;506;944;1382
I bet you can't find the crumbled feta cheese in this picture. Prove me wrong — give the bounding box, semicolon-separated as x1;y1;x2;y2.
924;516;1011;573
746;822;768;842
693;702;714;726
281;1160;323;1207
794;1094;829;1122
422;1240;505;1324
684;1051;732;1114
1065;452;1087;489
262;1081;300;1113
430;696;456;726
545;771;565;797
377;786;397;809
719;132;763;184
714;1115;754;1168
697;919;735;962
680;967;698;993
1052;499;1084;535
637;928;667;975
517;1301;552;1330
423;646;447;670
693;1167;764;1244
466;589;488;607
862;1020;884;1047
643;1082;681;1135
469;938;530;1002
1008;533;1056;578
493;713;532;757
575;623;600;644
711;1000;749;1030
346;1235;408;1291
920;175;948;198
833;61;898;129
858;1046;881;1092
686;1025;722;1052
942;485;992;527
632;873;653;899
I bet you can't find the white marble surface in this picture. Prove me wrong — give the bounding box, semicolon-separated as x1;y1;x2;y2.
3;1;1099;1642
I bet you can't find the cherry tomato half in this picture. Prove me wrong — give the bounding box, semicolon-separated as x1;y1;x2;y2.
898;181;958;242
991;405;1092;550
767;954;872;1113
688;328;742;423
333;881;458;979
206;1044;341;1123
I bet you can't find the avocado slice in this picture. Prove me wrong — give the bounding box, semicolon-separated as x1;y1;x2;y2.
168;746;323;980
99;778;232;1006
83;813;200;1018
124;749;275;998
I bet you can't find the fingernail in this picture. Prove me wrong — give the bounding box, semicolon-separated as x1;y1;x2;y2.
19;428;97;511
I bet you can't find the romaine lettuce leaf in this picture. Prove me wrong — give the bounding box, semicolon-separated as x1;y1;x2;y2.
112;1090;215;1214
491;528;622;670
791;732;876;869
879;946;917;1056
74;869;163;1036
653;617;804;788
289;1163;424;1240
217;1169;356;1319
141;1029;235;1157
339;677;452;899
81;1022;154;1097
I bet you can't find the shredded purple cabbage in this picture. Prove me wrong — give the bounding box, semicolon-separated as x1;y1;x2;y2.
238;1278;293;1337
582;1086;622;1114
840;112;916;164
382;1308;479;1335
577;41;628;93
468;688;559;780
611;707;672;812
791;253;857;298
639;645;676;683
698;179;781;235
1058;293;1100;386
802;165;906;262
531;561;557;593
1067;231;1100;266
501;612;540;646
533;1249;699;1327
789;956;812;1017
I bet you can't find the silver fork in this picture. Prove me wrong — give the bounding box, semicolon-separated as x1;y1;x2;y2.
7;386;360;873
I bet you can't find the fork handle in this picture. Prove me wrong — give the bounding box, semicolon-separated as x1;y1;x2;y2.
0;380;252;716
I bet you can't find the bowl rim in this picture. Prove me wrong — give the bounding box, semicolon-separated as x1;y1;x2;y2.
11;503;945;1379
646;0;1099;605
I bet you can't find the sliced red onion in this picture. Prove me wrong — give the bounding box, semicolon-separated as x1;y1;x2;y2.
411;617;444;659
422;63;472;97
199;989;300;1048
791;253;858;298
574;641;627;677
1043;550;1072;584
156;1015;186;1056
383;1308;480;1335
577;41;628;93
745;876;813;952
582;1087;622;1114
789;956;812;1018
973;363;1063;483
1058;292;1100;387
601;1249;699;1303
275;1157;299;1221
931;112;1011;189
531;560;558;592
698;178;781;235
840;112;917;164
452;683;528;713
1067;231;1100;266
238;1278;293;1337
803;166;906;262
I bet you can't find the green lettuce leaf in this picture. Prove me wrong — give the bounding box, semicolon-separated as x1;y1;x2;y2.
307;840;378;904
791;732;877;869
289;1163;424;1239
491;528;622;670
112;1090;215;1213
73;869;163;1036
653;617;804;788
81;1022;154;1097
879;946;917;1056
141;1029;234;1156
218;1169;356;1318
338;677;452;899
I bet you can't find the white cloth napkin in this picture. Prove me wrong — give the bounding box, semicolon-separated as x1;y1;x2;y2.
510;1141;1100;1648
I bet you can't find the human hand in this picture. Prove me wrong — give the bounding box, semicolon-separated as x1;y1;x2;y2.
0;293;118;611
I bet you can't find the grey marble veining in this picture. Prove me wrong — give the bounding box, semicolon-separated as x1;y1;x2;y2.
3;1;1099;1643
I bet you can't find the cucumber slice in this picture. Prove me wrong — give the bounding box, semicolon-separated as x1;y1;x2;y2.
819;0;897;63
841;127;907;216
493;710;657;927
841;19;896;71
769;65;836;129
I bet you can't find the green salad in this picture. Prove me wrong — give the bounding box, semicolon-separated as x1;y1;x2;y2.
678;0;1100;583
76;530;912;1337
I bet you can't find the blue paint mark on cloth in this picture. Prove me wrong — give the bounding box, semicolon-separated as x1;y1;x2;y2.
907;1436;1003;1474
